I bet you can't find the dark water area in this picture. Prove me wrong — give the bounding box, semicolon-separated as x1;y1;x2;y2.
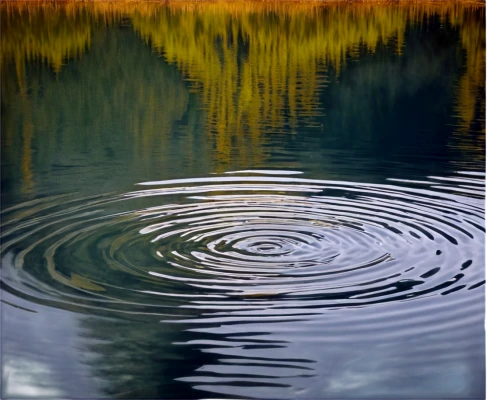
0;2;485;399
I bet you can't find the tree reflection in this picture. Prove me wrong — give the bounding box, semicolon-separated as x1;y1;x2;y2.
1;17;200;200
1;1;485;180
78;316;218;398
0;2;486;398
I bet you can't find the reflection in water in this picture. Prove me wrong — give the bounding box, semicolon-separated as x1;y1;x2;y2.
77;317;219;398
1;16;199;198
0;3;92;83
1;172;485;398
1;1;485;177
450;4;486;167
0;1;485;399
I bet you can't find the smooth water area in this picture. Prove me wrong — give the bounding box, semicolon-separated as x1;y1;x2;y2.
0;2;485;399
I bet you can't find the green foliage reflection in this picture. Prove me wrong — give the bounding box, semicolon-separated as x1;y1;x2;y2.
0;1;485;188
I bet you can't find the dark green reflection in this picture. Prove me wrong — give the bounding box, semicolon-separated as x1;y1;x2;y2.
1;1;485;204
0;2;485;399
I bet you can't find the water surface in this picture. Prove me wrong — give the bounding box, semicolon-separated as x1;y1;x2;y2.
1;2;485;399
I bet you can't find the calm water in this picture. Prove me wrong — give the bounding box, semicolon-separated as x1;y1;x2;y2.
0;2;486;399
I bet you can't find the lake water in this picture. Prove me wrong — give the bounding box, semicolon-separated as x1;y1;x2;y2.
0;2;486;399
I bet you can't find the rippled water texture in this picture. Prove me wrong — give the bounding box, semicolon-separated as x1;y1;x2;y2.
1;1;485;399
2;172;485;312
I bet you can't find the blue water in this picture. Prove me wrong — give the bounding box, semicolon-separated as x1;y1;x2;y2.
1;2;485;399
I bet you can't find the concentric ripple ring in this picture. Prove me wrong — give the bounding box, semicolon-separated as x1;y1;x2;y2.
0;170;485;319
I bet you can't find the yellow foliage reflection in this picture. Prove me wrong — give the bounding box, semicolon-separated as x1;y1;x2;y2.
0;3;92;81
132;3;410;167
449;5;485;163
1;1;485;179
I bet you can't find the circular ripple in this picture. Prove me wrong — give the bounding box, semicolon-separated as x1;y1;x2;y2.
0;171;485;318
